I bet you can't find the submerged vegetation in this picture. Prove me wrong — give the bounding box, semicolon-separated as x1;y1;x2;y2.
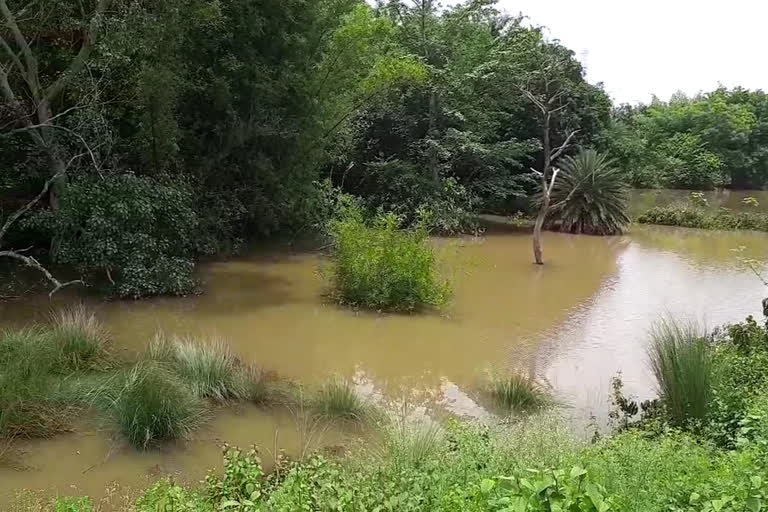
329;210;451;312
638;203;768;232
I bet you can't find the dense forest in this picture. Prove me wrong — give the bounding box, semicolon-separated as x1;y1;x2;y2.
1;0;766;298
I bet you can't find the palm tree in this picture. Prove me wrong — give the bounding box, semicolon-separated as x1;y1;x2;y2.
547;149;630;235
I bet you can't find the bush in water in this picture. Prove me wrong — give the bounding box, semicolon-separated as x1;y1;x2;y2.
328;209;451;312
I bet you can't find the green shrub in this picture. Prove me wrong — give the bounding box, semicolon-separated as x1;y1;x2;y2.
106;362;206;449
648;319;712;427
147;333;263;402
310;378;374;422
49;305;111;373
205;445;265;508
36;174;198;298
707;317;768;447
547;149;631;235
328;209;451;312
482;372;551;414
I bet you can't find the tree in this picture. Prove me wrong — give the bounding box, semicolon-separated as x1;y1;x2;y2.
517;45;582;264
0;0;111;293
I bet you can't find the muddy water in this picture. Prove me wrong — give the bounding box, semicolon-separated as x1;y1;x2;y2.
2;223;768;505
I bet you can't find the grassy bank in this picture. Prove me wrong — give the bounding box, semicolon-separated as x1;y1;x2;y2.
13;314;768;511
638;204;768;232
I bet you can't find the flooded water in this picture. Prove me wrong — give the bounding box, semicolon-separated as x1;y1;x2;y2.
2;213;768;505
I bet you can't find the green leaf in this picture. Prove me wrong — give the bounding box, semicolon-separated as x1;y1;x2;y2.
480;479;496;493
747;496;762;512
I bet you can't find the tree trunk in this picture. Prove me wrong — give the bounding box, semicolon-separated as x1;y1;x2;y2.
533;113;552;265
532;191;548;265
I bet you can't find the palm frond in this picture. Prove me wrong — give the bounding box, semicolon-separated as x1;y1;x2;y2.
548;149;631;235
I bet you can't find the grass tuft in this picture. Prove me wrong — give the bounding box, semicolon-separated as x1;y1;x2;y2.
0;328;78;438
147;333;266;402
310;378;374;422
106;362;206;449
483;371;551;414
648;318;712;427
49;305;111;372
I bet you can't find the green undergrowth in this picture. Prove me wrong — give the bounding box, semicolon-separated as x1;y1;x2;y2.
328;209;452;312
29;410;768;512
638;204;768;232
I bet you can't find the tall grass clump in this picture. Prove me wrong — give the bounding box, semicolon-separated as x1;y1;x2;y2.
376;416;445;470
648;318;713;427
328;209;451;312
105;362;206;449
49;305;111;372
482;371;551;414
310;378;374;422
0;328;76;438
146;333;265;402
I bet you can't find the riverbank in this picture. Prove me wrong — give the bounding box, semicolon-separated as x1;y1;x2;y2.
638;205;768;232
17;313;768;511
2;227;768;506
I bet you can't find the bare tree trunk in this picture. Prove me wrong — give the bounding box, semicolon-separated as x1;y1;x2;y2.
533;113;552;265
532;184;548;265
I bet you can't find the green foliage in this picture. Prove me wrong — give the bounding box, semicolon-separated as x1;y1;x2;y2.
40;174;198;298
648;319;712;427
638;205;768;231
601;88;768;190
53;497;92;512
135;481;208;512
104;362;206;449
328;210;451;312
146;333;263;402
482;372;551;414
204;445;265;509
548;150;631;235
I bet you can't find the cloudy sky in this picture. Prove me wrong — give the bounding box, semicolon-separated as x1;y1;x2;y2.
494;0;768;104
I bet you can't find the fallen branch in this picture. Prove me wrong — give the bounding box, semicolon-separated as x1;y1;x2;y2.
0;251;83;297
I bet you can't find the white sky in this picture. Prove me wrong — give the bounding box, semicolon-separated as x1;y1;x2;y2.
494;0;768;104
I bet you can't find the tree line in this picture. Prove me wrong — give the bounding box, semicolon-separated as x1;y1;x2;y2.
0;0;765;297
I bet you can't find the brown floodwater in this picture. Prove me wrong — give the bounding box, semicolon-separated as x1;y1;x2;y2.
2;217;768;505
